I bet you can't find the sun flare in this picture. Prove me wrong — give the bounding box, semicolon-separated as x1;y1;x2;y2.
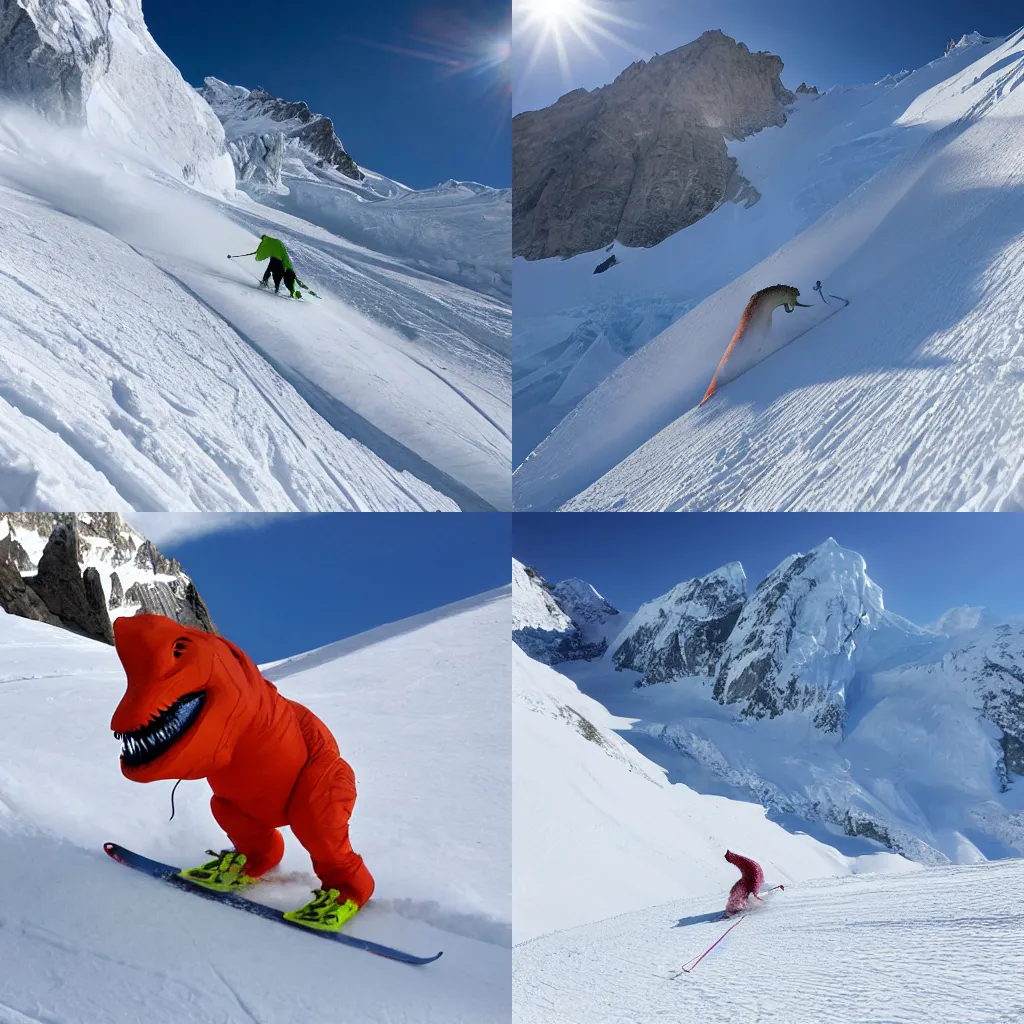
521;0;587;27
514;0;639;84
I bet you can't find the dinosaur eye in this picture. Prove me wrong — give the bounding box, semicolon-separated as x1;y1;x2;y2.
172;637;192;659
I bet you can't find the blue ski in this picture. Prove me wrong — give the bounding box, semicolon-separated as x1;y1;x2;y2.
103;842;443;965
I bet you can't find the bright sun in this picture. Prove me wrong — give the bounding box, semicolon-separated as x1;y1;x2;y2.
521;0;586;26
515;0;637;83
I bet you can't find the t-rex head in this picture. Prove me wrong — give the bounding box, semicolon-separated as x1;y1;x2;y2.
756;283;812;314
110;614;263;783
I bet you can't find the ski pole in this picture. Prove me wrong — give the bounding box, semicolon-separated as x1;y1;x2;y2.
680;915;746;974
227;251;258;259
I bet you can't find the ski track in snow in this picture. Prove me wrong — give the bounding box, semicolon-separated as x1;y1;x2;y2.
514;863;1024;1024
0;111;509;511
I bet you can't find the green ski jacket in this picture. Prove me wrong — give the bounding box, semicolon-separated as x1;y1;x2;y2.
255;236;294;271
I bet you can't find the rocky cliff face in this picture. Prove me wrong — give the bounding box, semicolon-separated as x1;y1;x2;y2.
0;0;233;190
0;513;216;643
199;77;363;192
513;559;618;664
513;30;794;260
612;565;746;685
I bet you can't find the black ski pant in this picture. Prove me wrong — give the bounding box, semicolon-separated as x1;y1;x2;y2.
262;257;297;294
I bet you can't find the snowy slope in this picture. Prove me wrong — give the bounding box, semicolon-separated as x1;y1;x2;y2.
514;646;909;943
0;588;510;1022
201;79;512;302
514;861;1024;1024
0;106;509;510
512;30;1024;510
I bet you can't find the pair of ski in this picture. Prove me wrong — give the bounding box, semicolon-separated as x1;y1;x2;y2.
670;885;785;979
104;843;442;965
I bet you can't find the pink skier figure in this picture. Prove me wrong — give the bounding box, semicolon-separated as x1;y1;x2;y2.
723;850;766;917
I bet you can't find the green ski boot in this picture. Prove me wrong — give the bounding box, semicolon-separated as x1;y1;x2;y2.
179;849;257;893
283;888;359;932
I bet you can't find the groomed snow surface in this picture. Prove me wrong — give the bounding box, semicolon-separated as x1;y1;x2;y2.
0;587;511;1023
514;862;1024;1024
514;642;1024;1022
513;30;1024;511
0;106;510;511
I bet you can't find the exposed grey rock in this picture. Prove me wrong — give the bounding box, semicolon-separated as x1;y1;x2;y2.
513;30;794;260
0;533;33;571
613;565;746;685
0;513;215;639
134;539;181;576
594;254;618;274
0;562;61;627
794;82;819;96
24;518;114;644
125;580;217;633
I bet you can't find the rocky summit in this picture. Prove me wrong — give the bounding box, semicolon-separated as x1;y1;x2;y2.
0;513;215;644
513;30;794;260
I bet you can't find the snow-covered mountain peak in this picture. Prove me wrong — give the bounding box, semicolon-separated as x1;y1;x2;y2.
550;577;619;636
612;563;747;685
713;539;883;731
952;31;1001;51
927;604;998;636
198;76;363;192
513;559;615;665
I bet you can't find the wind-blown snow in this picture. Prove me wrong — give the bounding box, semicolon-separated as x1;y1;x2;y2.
513;30;1024;510
0;106;509;510
0;587;510;1022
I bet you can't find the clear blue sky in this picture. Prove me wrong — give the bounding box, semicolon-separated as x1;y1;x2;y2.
513;0;1023;114
513;513;1024;626
145;0;510;189
156;513;510;663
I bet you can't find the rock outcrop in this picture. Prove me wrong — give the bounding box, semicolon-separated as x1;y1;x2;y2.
22;519;114;644
713;539;884;732
513;30;794;260
0;513;217;643
612;565;746;685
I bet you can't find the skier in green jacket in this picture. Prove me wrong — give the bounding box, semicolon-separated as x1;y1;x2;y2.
229;235;302;298
256;235;301;297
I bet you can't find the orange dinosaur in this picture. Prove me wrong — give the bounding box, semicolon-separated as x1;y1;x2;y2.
110;614;374;919
700;284;811;406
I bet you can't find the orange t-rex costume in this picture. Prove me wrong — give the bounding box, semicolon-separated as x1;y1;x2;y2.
109;614;374;908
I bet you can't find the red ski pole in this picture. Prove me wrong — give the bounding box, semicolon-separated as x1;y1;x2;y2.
680;915;746;974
